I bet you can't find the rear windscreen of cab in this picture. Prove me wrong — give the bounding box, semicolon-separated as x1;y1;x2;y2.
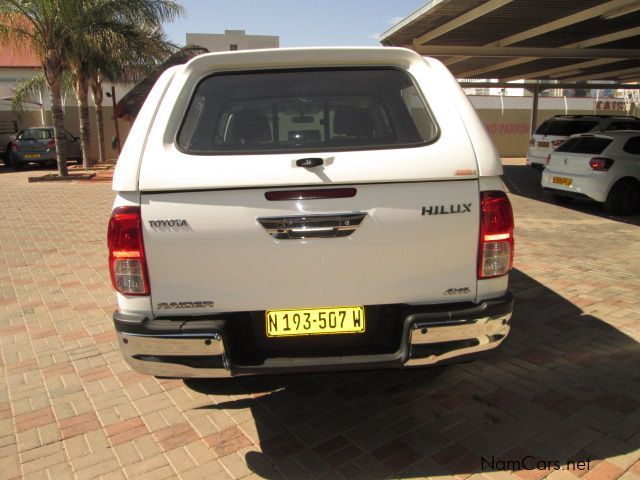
556;136;612;154
535;119;598;136
177;68;438;154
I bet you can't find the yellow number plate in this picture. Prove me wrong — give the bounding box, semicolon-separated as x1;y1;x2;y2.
266;306;365;337
552;176;572;186
23;153;41;159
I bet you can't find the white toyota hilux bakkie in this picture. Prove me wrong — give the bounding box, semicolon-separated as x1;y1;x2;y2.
108;47;515;379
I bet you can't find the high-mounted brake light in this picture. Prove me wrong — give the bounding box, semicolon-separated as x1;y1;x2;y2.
589;157;614;171
478;191;514;279
108;206;149;295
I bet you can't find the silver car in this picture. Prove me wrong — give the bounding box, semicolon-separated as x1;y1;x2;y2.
10;127;82;170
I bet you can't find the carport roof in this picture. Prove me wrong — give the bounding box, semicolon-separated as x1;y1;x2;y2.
381;0;640;83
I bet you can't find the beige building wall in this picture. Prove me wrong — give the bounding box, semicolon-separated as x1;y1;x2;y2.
186;30;279;52
470;96;639;157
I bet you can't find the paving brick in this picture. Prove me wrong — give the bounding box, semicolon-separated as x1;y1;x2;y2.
58;411;102;439
203;425;254;458
154;422;200;452
105;416;149;446
14;406;55;433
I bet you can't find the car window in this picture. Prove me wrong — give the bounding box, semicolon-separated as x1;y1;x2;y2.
18;129;53;140
177;68;438;154
555;136;612;154
606;121;640;131
535;120;598;136
622;136;640;154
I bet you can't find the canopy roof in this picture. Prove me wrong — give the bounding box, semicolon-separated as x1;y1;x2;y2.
381;0;640;84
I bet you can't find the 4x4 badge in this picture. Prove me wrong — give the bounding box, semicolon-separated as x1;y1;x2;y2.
422;203;472;215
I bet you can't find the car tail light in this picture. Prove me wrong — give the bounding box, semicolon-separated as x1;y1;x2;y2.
11;143;19;152
529;138;535;146
108;206;149;295
589;157;614;171
46;139;55;149
478;191;514;279
551;139;564;147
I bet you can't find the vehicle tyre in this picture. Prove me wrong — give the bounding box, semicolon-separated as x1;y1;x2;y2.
4;147;13;167
605;178;640;215
552;194;574;205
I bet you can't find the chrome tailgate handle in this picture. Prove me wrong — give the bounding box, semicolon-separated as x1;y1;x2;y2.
257;213;367;239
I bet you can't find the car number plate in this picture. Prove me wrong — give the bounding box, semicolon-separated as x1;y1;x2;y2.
23;153;41;159
266;306;365;337
552;176;572;186
538;141;549;148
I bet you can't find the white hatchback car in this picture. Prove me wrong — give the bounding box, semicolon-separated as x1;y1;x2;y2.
541;130;640;214
527;115;640;169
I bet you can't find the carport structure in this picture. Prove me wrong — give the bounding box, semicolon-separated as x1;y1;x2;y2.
381;0;640;132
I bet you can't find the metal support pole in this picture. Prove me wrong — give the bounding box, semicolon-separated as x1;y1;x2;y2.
110;86;121;156
530;82;540;136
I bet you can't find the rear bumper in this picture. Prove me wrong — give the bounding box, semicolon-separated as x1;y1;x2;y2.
13;152;56;163
526;151;547;166
541;170;608;202
114;292;514;378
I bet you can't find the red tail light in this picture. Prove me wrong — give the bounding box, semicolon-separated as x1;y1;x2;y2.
551;139;564;147
108;206;149;295
589;157;614;171
11;143;19;152
46;139;56;149
478;191;514;279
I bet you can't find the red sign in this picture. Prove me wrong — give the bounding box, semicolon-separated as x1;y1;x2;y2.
484;123;530;135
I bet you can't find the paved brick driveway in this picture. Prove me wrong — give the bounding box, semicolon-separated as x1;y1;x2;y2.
0;162;639;480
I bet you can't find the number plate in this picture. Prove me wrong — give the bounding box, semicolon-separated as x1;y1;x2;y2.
538;141;549;148
23;153;41;159
266;306;365;337
552;176;572;186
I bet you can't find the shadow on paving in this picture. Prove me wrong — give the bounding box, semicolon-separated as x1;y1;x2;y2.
184;269;640;479
502;164;640;226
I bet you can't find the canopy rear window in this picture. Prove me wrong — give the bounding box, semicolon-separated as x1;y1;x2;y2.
556;136;612;154
535;120;597;137
177;68;437;154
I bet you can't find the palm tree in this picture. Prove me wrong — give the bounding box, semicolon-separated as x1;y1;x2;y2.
10;71;73;119
66;1;181;169
0;0;85;176
83;25;177;165
0;0;183;174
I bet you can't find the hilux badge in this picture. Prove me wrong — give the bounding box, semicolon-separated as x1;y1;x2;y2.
422;203;472;215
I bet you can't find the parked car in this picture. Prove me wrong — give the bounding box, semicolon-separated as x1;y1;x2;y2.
10;127;82;170
527;115;640;169
541;130;640;215
0;120;18;165
108;47;514;379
